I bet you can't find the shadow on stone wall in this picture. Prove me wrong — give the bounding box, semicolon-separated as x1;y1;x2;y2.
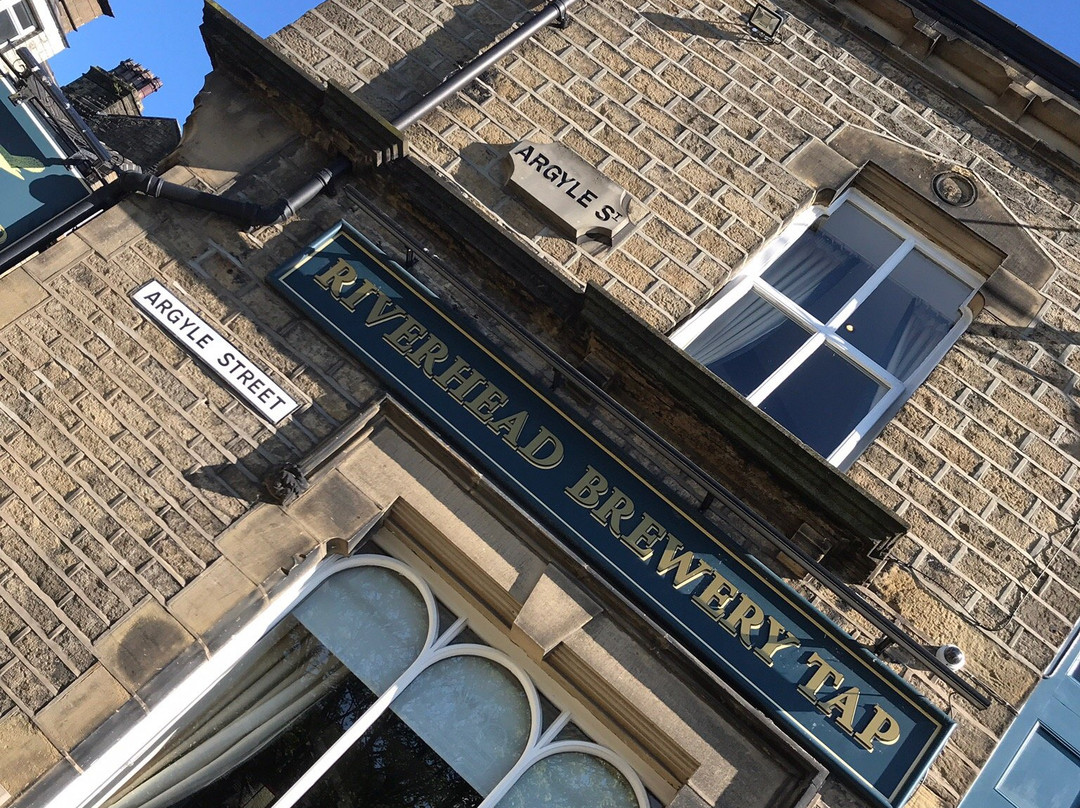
966;320;1080;457
640;12;744;42
351;0;541;121
453;141;548;240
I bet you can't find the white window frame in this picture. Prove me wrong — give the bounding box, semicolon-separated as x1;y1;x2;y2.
672;189;982;469
0;0;64;62
0;0;37;46
45;552;649;808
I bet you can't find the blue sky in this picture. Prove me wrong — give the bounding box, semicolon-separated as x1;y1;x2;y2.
980;0;1080;61
49;1;315;123
47;0;1080;125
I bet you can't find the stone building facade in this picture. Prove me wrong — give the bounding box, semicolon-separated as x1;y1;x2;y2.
0;0;110;62
0;1;1078;807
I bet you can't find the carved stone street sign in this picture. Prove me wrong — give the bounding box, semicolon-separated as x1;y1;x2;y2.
506;140;633;245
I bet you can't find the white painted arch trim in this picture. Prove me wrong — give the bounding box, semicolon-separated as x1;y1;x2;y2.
43;551;648;808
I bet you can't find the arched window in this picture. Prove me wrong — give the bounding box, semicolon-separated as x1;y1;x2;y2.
495;748;645;808
97;555;649;808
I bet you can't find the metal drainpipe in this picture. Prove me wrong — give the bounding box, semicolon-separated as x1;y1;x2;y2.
0;159;353;273
391;0;578;130
119;156;352;228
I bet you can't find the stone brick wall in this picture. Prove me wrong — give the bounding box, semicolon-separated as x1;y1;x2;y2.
0;121;386;796
0;0;1077;805
271;1;1080;804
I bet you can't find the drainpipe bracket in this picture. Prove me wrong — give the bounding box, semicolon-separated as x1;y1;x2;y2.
553;0;570;28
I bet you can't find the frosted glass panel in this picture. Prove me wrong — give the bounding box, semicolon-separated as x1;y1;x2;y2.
998;726;1080;808
393;655;532;794
296;566;429;694
496;752;638;808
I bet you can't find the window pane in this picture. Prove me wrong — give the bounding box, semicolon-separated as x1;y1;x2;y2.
495;752;638;808
819;202;905;267
393;655;532;794
841;250;970;379
997;726;1080;808
685;293;811;396
0;13;17;42
295;566;430;695
294;706;483;808
760;347;888;458
14;1;33;29
762;203;902;322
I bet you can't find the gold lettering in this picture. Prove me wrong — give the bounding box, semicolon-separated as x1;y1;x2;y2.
621;514;668;561
655;536;712;585
340;278;379;311
797;652;844;703
565;467;608;509
313;258;356;296
383;316;428;354
854;705;901;751
818;688;860;736
365;292;408;326
489;409;529;448
592;487;635;537
406;335;450;376
753;617;801;666
692;571;738;621
719;594;764;648
433;357;487;401
463;383;509;423
518;426;564;469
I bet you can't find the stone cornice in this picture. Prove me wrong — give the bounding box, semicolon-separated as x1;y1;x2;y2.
200;1;406;167
809;0;1080;182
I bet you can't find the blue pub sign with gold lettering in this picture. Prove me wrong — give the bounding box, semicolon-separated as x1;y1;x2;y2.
271;222;954;808
0;76;89;251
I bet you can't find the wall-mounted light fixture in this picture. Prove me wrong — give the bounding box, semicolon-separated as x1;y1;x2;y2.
747;3;786;40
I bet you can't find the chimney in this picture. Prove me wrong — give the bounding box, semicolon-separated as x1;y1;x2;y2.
110;59;163;99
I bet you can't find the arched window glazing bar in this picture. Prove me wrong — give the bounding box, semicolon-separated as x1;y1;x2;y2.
69;552;649;808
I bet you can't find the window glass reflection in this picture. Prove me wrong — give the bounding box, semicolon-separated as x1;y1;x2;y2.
997;726;1080;808
496;752;638;808
293;705;482;808
685;294;810;396
762;204;901;323
843;250;968;378
760;347;887;457
296;565;429;694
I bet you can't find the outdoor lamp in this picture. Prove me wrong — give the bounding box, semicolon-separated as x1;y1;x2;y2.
747;4;785;39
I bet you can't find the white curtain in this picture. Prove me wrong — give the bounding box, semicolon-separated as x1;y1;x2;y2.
687;231;854;369
105;564;433;808
106;622;345;808
882;297;953;383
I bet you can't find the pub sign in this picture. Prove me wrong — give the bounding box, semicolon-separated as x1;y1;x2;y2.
271;222;954;808
1;75;89;251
